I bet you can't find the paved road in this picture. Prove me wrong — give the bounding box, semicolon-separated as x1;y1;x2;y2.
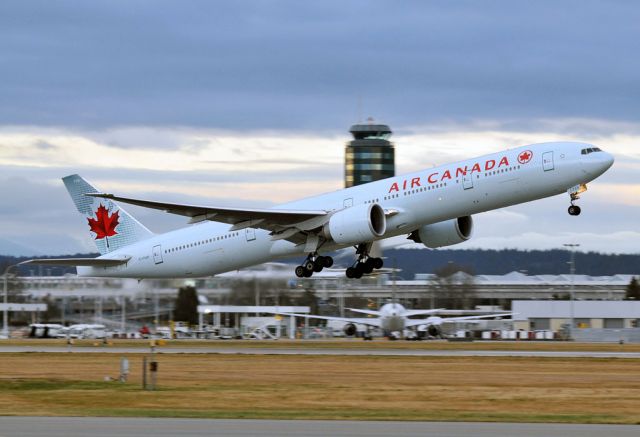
1;345;640;358
0;417;637;437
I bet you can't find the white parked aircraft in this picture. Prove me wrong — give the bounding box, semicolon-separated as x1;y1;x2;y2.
23;142;613;278
272;303;512;337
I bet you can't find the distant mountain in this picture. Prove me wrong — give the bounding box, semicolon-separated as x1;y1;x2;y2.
382;248;640;279
0;238;43;257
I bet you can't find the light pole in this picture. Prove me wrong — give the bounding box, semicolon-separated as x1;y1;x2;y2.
563;243;580;339
2;264;19;339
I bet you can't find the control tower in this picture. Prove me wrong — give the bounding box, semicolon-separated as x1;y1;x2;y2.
344;120;395;187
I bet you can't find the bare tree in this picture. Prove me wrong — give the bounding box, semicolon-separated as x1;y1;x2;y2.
430;263;477;309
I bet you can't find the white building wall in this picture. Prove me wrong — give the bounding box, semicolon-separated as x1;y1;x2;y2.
514;301;640;331
513;301;640;320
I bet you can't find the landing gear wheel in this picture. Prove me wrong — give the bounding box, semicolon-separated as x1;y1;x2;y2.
372;257;384;269
313;259;324;273
295;265;306;278
303;268;313;278
363;258;375;274
354;263;364;279
568;205;581;216
322;256;334;268
346;267;356;279
304;260;315;271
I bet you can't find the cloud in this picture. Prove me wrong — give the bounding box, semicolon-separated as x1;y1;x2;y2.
0;121;638;255
0;2;638;255
1;2;640;130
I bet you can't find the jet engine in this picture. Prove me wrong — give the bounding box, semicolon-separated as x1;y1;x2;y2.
324;203;386;245
427;325;442;338
343;323;357;336
409;216;473;249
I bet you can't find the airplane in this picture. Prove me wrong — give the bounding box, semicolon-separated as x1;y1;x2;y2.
23;142;614;279
269;303;513;338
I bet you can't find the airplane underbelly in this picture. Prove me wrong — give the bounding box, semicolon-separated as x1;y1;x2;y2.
383;317;405;332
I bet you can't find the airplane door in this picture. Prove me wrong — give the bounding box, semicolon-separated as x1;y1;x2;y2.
542;151;554;171
152;244;163;265
245;228;256;241
343;198;353;208
462;172;474;190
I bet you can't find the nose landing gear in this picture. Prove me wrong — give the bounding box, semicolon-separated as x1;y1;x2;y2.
568;204;581;216
567;184;587;216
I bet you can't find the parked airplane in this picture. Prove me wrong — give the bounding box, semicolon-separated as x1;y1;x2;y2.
23;142;613;279
271;303;512;337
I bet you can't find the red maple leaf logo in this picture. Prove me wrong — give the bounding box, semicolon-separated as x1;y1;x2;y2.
87;204;119;247
518;150;533;164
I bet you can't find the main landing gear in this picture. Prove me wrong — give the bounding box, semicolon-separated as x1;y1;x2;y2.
345;243;384;279
294;253;334;278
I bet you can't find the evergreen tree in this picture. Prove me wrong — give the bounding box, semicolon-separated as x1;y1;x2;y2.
626;277;640;300
174;286;199;325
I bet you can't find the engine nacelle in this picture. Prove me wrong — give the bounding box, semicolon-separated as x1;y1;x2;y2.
343;323;357;336
411;216;473;249
324;203;386;245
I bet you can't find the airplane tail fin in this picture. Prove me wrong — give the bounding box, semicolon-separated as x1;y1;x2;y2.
62;174;154;255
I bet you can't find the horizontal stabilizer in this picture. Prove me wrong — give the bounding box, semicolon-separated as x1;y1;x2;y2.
20;257;131;267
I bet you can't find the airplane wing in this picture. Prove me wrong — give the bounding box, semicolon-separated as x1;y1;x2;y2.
20;257;131;267
428;310;513;316
439;313;515;323
404;312;514;328
86;193;328;242
272;312;382;328
403;308;445;317
345;308;382;317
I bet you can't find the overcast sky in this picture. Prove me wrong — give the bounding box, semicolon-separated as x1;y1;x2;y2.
0;1;638;256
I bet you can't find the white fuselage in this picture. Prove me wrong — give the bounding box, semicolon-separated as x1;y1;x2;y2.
377;303;408;332
78;141;613;278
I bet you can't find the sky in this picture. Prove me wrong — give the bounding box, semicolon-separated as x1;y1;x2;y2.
0;0;638;256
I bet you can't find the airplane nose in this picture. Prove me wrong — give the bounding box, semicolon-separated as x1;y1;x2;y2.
587;151;614;177
602;152;615;170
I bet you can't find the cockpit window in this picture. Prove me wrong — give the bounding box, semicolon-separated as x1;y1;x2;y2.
581;147;603;155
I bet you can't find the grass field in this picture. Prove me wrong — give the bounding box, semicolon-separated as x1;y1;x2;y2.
1;351;639;424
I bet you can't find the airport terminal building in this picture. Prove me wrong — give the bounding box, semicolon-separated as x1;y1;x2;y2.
10;269;638;332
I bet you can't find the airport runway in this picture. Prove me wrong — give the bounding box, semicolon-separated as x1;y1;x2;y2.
0;417;638;437
1;345;640;358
